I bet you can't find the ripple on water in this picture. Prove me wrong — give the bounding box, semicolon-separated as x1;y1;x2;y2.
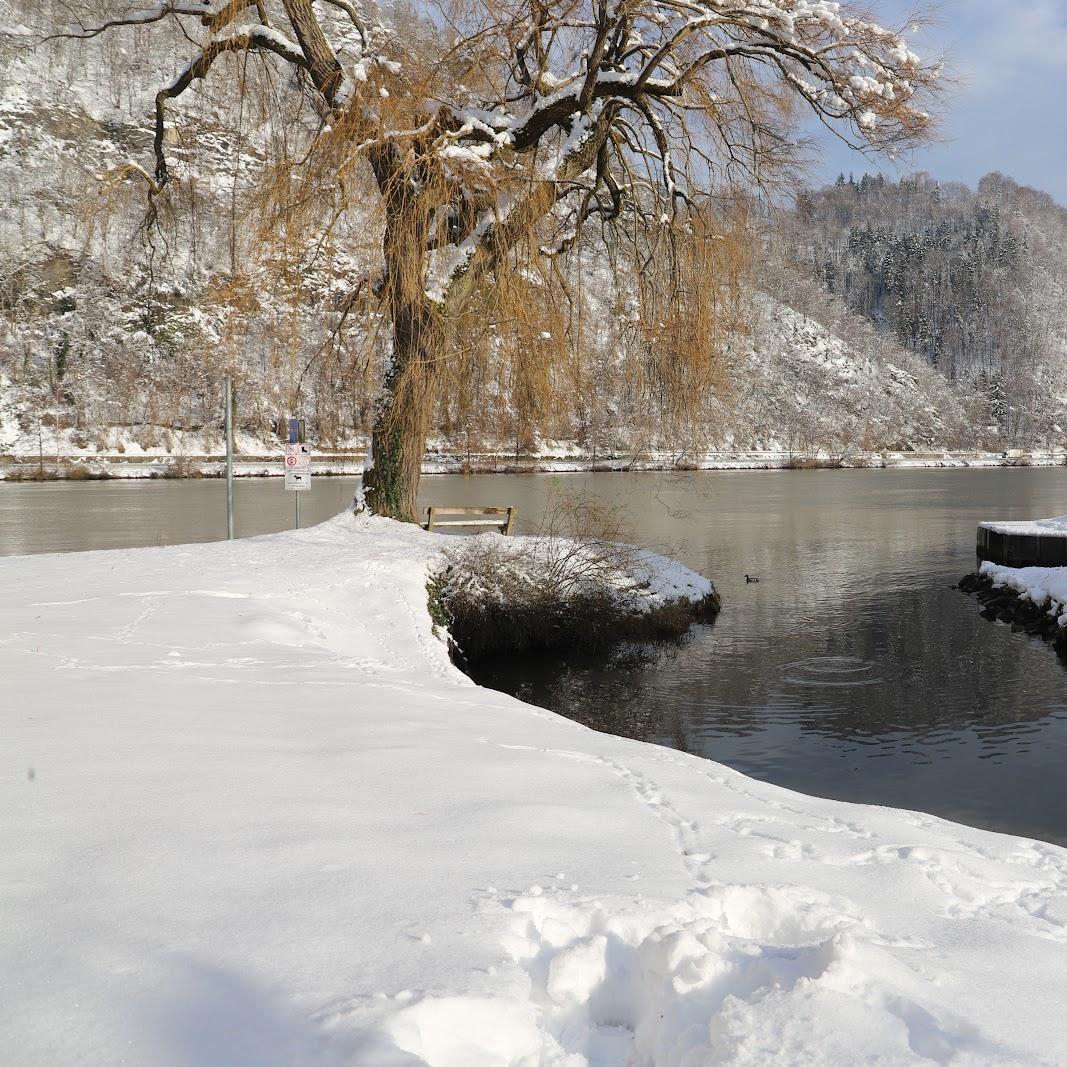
781;656;883;689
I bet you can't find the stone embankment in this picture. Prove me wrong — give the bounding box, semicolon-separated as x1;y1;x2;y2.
978;516;1067;568
958;571;1067;658
3;447;1065;480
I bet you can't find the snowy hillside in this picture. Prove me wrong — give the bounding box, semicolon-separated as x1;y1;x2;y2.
779;172;1067;445
0;293;989;476
0;2;1017;466
711;296;973;455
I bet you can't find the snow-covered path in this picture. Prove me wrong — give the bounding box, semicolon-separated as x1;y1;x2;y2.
3;514;1067;1065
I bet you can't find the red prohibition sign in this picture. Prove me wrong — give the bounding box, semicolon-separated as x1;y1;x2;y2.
285;455;299;467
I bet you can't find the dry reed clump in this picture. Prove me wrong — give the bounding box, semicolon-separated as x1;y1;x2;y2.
3;462;109;481
782;455;845;470
2;465;51;482
427;497;719;661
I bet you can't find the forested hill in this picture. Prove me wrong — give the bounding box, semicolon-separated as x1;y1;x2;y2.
779;172;1067;443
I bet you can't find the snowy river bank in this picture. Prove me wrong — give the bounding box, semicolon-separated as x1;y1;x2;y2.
3;512;1067;1065
961;562;1067;660
1;445;1062;481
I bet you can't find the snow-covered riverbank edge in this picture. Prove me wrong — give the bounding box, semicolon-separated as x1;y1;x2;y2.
4;513;1067;1065
2;447;1062;480
980;560;1067;613
960;562;1067;659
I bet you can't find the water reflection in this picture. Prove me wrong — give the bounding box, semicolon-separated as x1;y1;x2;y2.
458;469;1067;846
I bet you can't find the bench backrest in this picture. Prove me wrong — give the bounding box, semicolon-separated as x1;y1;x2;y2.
424;506;516;536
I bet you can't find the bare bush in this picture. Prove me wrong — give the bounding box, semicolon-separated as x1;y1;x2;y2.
428;496;717;660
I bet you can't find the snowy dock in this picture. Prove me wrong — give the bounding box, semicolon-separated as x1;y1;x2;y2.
978;515;1067;568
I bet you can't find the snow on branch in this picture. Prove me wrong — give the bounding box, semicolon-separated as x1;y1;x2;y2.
151;25;309;185
368;0;939;311
59;0;941;335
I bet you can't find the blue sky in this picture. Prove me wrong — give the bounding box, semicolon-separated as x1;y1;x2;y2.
808;1;1067;204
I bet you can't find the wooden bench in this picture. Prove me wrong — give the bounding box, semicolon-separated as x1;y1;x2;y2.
424;506;516;536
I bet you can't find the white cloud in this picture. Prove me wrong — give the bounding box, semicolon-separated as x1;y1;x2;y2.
809;1;1067;204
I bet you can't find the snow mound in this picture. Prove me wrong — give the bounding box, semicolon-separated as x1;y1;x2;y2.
980;561;1067;624
438;532;715;613
373;803;1067;1065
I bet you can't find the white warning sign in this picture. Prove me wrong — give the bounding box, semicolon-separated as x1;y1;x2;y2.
284;442;312;491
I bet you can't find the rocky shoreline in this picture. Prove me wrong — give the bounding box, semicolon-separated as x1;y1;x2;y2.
958;570;1067;658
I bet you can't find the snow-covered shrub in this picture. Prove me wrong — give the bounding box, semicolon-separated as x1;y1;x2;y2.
428;504;719;660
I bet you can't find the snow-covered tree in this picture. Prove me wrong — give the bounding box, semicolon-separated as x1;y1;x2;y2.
51;0;939;520
777;168;1067;446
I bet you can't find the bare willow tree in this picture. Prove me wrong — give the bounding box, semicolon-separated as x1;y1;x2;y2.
53;0;939;521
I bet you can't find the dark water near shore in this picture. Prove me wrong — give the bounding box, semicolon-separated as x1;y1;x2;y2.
3;469;1067;844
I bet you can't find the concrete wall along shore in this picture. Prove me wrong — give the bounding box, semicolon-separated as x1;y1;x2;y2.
978;517;1067;568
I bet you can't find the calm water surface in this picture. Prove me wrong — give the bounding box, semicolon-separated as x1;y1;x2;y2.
3;469;1066;844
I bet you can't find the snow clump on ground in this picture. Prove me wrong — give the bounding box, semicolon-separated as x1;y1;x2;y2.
980;560;1067;625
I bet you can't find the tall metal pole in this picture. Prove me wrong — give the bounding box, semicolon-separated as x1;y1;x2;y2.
288;416;300;530
224;376;235;540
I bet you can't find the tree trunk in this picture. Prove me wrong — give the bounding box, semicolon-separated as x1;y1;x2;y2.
361;299;440;523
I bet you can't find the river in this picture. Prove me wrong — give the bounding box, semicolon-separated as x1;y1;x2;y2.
2;468;1066;844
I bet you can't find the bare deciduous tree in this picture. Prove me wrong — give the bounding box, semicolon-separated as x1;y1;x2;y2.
53;0;940;520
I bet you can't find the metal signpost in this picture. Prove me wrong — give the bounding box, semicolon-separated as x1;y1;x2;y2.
224;376;235;539
284;419;311;529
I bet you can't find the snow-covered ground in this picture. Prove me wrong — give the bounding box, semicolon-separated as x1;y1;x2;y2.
4;514;1067;1066
980;560;1067;624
